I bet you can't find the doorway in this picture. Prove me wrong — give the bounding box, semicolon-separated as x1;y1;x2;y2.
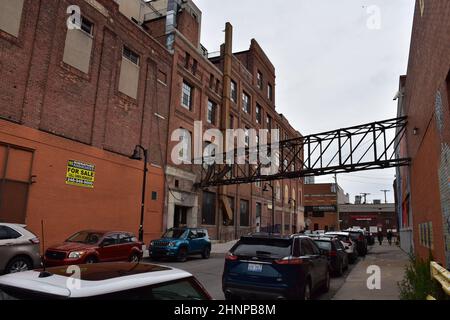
174;205;188;228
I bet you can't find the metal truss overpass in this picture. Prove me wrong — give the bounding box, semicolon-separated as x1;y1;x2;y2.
196;117;410;188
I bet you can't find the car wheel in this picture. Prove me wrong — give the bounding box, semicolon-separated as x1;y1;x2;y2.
129;253;140;263
177;247;188;262
201;246;211;259
85;256;97;264
5;256;32;274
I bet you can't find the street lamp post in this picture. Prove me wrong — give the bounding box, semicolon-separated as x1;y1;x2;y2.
130;145;148;242
263;182;275;234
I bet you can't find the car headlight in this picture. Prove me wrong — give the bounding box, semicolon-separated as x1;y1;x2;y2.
68;251;85;259
168;242;176;247
150;241;155;246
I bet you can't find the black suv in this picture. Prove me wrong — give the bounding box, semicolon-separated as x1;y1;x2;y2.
222;233;330;300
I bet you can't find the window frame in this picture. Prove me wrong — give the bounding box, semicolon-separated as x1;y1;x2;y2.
181;81;193;110
122;46;140;66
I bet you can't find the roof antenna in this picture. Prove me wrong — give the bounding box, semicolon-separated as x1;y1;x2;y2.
39;220;52;278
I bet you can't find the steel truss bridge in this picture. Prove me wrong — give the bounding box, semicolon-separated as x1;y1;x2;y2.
196;117;410;188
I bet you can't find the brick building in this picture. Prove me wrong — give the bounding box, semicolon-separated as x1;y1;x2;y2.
395;0;450;267
339;203;397;234
0;0;172;246
304;183;349;232
0;0;305;245
143;0;305;240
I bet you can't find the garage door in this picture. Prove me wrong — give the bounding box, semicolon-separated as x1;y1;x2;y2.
0;143;33;224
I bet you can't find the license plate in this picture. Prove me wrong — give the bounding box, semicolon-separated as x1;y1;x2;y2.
248;263;263;273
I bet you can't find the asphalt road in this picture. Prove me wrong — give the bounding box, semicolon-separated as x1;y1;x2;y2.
143;249;368;300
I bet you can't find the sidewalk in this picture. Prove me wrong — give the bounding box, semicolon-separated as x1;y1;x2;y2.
211;240;238;254
332;243;409;300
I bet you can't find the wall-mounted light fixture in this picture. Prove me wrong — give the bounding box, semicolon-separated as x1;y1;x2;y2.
413;127;419;135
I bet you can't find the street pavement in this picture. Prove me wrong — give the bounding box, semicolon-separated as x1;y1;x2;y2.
332;242;409;300
144;241;409;300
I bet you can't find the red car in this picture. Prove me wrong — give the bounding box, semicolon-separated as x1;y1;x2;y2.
44;230;143;267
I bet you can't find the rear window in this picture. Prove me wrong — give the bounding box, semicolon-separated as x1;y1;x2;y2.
314;240;332;251
328;234;350;242
348;232;361;240
232;238;292;259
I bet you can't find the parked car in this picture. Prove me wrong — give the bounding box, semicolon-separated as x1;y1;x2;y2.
222;234;330;300
310;235;348;276
149;228;211;262
344;229;368;256
325;232;358;263
0;224;42;274
44;230;143;267
0;262;212;300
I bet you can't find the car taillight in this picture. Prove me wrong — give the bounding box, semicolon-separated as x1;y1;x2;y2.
30;237;40;244
329;251;337;257
225;252;238;261
274;258;303;265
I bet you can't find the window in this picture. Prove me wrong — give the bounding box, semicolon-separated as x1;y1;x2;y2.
118;46;140;99
266;115;272;129
244;128;250;147
0;0;24;37
151;191;158;201
0;226;21;240
276;182;281;200
301;239;314;256
178;129;191;162
181;81;193;110
80;17;94;35
123;46;140;65
230;80;237;103
62;17;94;74
229;114;234;129
268;84;273;101
257;71;263;89
209;74;214;89
202;192;216;225
256;104;262;124
207;100;216;124
240;200;250;227
215;79;220;93
242;92;251;114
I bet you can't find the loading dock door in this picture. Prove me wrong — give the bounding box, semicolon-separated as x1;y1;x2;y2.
0;144;33;224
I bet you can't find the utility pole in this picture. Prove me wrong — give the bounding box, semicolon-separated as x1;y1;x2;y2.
380;190;390;204
334;174;340;231
360;193;371;204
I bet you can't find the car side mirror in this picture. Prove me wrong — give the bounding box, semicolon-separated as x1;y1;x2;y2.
99;242;105;248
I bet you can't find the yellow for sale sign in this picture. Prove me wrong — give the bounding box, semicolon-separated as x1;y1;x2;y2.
65;160;95;188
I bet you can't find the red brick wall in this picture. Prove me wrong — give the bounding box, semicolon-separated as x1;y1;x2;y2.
402;0;450;266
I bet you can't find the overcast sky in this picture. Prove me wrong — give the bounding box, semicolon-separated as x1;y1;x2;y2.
195;0;416;203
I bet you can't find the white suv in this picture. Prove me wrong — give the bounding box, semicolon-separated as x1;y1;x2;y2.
0;262;212;300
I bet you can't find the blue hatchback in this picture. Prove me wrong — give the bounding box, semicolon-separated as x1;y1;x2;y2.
222;234;330;300
149;228;211;262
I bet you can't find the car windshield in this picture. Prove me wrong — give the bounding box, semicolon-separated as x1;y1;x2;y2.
232;238;292;259
314;240;332;251
162;229;188;239
66;231;104;244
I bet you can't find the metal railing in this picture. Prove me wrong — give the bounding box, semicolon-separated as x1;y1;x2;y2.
427;261;450;300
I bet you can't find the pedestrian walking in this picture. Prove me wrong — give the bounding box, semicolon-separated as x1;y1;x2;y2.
377;230;384;245
387;230;393;246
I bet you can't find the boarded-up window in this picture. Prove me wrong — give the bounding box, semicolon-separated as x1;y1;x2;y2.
0;144;33;224
0;0;24;37
202;191;216;225
118;46;140;99
63;17;94;73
